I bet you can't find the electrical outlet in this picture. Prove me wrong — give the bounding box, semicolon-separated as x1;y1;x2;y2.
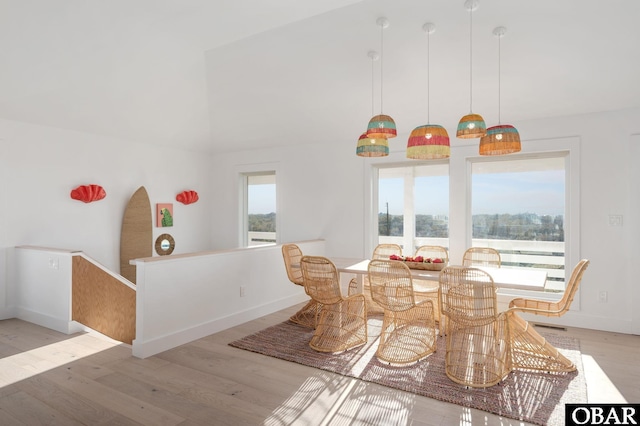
598;291;608;303
240;286;246;297
608;215;623;226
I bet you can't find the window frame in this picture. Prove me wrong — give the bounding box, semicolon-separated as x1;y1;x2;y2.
365;136;580;301
237;163;280;247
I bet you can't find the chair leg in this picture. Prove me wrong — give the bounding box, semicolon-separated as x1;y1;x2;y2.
309;295;367;353
289;299;320;329
507;312;576;373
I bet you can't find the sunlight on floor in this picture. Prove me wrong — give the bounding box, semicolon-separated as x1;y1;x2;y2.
263;372;422;426
581;354;627;403
0;331;123;388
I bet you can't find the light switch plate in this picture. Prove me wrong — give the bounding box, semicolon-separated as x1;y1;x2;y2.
608;215;623;226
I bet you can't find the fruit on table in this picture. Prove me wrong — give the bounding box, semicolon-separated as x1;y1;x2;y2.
388;254;445;264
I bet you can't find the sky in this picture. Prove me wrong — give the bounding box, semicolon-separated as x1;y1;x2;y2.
248;183;276;214
248;170;565;217
379;170;565;216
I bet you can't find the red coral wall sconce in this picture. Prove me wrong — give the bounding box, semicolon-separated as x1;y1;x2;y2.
70;184;106;203
176;190;199;205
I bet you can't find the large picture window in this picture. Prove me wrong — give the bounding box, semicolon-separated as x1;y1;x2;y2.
367;137;578;295
471;155;566;290
378;164;449;255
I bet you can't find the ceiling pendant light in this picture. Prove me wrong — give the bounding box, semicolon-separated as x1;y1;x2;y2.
456;0;486;139
407;23;450;160
479;26;521;155
357;51;389;157
366;17;397;139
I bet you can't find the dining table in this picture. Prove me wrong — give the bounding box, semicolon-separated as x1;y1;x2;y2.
331;257;548;293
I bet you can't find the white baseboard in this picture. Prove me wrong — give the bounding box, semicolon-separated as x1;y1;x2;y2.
15;307;76;334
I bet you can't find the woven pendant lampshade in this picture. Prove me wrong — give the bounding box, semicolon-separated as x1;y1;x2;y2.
456;0;486;139
357;51;389;157
357;132;390;157
479;26;521;156
407;124;450;159
366;17;397;140
479;124;521;155
407;23;450;160
457;113;486;138
367;114;397;139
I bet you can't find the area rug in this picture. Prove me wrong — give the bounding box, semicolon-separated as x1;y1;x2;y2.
229;317;586;426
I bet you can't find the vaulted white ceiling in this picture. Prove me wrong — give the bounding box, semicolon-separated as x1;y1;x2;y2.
2;0;639;153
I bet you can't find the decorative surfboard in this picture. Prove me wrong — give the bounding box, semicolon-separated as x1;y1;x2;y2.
120;186;152;284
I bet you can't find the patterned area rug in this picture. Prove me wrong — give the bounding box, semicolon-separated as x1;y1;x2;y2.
229;317;586;426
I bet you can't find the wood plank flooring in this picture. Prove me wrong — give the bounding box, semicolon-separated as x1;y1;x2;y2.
0;304;638;425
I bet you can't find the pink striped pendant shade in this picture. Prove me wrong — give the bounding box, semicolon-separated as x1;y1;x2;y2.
478;124;521;155
356;132;389;157
406;124;450;159
366;114;397;139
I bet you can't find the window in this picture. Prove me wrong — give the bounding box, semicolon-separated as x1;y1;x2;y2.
243;172;276;247
377;164;449;255
367;137;579;296
471;155;567;290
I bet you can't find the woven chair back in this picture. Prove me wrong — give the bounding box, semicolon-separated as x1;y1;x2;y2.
414;245;449;263
462;247;501;268
439;266;497;321
300;256;343;305
372;243;402;260
282;244;304;285
557;259;590;315
368;259;416;312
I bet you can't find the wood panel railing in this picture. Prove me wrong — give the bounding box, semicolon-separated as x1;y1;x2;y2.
72;255;136;344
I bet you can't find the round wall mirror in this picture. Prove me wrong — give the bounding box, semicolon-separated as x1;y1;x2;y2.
155;233;175;256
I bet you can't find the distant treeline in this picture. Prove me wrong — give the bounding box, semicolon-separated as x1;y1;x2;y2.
379;213;564;242
250;212;564;242
248;213;276;232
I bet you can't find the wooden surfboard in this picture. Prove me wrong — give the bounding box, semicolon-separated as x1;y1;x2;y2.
120;186;152;284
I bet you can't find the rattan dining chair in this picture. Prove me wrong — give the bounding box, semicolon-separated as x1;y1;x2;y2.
412;245;449;320
504;310;576;373
501;259;591;373
365;243;404;315
367;259;437;365
439;266;510;388
508;259;590;317
300;255;368;353
414;245;449;263
372;243;403;260
462;247;501;268
282;244;319;328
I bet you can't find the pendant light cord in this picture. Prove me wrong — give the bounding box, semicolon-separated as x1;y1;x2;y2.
427;29;431;123
469;6;473;114
371;54;375;117
380;22;384;115
498;31;502;124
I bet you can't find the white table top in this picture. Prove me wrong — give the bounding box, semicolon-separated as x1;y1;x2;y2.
332;258;547;291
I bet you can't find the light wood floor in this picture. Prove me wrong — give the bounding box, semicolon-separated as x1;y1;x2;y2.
0;305;638;425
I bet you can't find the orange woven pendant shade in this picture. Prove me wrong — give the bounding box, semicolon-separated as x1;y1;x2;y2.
479;124;521;155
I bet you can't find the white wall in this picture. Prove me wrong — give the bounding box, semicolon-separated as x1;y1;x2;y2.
131;239;325;358
210;107;640;334
2;108;639;335
210;141;367;257
0;118;214;318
